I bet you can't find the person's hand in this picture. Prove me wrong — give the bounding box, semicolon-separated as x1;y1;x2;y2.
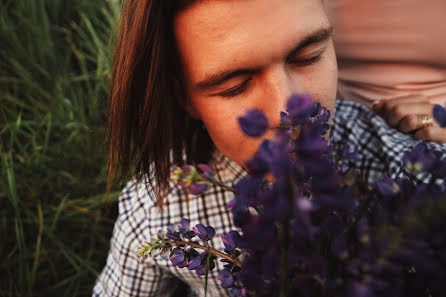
372;94;446;143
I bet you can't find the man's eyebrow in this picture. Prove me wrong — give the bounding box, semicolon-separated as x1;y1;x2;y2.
195;69;258;90
286;26;333;61
194;26;333;90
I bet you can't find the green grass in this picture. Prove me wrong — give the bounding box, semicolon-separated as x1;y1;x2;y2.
0;0;122;296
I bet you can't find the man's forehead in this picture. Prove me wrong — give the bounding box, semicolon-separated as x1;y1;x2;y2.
174;0;328;81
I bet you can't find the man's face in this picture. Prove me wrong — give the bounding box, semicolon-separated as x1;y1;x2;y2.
175;0;338;167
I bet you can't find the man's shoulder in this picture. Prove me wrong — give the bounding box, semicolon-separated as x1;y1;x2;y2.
330;99;446;186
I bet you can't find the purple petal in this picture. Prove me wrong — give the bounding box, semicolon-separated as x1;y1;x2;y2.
331;234;348;259
346;282;374;297
177;258;189;268
199;172;214;183
188;183;208;195
227;198;236;209
194;224;208;238
166;233;181;241
218;269;231;280
221;274;234;289
433;104;446;127
206;226;216;238
181;218;190;230
297;197;313;212
286;94;314;125
196;263;207;275
197;164;214;174
245;154;269;177
376;177;399;197
221;234;232;250
170;250;185;266
222;230;242;251
181;165;192;174
188;255;202;270
178;180;188;188
238;109;269;137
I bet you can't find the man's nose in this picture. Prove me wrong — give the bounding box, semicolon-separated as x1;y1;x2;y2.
258;65;300;127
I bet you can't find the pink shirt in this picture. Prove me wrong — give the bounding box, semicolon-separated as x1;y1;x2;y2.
325;0;446;108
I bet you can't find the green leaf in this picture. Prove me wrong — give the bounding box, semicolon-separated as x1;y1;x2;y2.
204;252;211;297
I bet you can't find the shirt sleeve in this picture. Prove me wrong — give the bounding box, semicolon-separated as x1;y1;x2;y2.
92;183;181;297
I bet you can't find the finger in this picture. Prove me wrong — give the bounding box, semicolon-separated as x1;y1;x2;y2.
414;126;446;143
382;94;428;107
398;115;432;133
372;94;428;114
371;101;384;111
399;115;437;133
381;102;434;127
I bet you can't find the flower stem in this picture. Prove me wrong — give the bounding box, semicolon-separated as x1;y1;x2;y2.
279;220;290;297
279;179;295;297
213;180;236;193
347;189;373;239
174;240;241;267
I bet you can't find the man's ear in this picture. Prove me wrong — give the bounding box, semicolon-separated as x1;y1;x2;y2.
173;76;201;119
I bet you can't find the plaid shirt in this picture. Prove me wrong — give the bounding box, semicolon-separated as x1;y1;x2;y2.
92;100;446;297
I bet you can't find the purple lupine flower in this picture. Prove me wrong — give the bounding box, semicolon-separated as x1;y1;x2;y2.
170;249;187;267
165;232;181;241
294;123;327;159
238;109;269;137
193;224;216;240
331;234;349;260
178;218;196;239
188;183;208;195
269;134;296;179
345;282;374;297
180;218;190;230
429;154;446;178
337;163;350;175
311;102;331;121
218;269;235;288
311;102;332;135
188;255;202;270
172;164;216;196
171;165;189;186
221;230;241;251
259;246;281;280
172;165;194;188
260;182;290;222
338;144;357;161
244;154;269;177
229;287;246;297
197;163;216;181
433;104;446;127
296;197;313;212
255;133;295;179
233;175;264;208
402;142;435;173
317;189;355;212
191;252;216;276
153;93;446;297
376;176;400;197
197;163;214;174
286;93;314;125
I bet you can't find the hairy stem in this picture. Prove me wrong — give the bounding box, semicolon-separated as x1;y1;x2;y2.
213;180;237;193
175;240;241;267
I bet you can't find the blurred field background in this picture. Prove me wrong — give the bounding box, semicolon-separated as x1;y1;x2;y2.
1;0;123;296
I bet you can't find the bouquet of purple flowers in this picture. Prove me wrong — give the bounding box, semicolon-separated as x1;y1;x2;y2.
138;94;446;297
